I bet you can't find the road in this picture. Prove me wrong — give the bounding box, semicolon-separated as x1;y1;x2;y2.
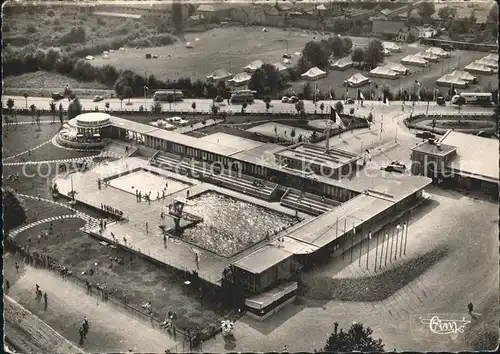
3;95;496;116
4;253;178;353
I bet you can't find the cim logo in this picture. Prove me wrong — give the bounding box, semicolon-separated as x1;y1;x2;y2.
410;313;472;340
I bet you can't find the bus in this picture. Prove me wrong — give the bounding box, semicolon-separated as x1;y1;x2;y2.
451;92;493;106
153;90;184;102
230;90;256;103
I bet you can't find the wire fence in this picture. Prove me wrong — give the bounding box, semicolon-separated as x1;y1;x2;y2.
4;238;219;351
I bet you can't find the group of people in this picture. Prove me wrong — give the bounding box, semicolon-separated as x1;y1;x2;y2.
78;317;90;345
100;203;123;217
35;284;48;310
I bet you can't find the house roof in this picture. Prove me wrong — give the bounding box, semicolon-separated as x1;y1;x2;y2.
412;141;457;157
464;62;494;73
346;73;370;84
228;72;251;84
244;60;263;71
206;69;233;80
301;67;327;78
383;42;401;50
273;62;288;72
370;66;398;76
401;55;428;64
380;9;392;16
383;62;408;73
438;130;499;182
332;57;353;67
475;58;498;68
233;245;292;274
436;75;467;86
449;70;476;81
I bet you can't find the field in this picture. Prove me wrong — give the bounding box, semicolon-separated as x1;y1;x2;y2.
90;26;341;80
431;1;495;24
3;71;113;98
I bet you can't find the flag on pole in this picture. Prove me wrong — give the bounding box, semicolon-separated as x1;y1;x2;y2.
330;107;345;129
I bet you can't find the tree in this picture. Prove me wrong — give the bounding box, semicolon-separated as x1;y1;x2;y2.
456;95;466;114
295;100;305;115
248;64;285;96
29;104;36;122
152;101;162;114
7;98;15;115
330;36;344;58
123;86;134;105
303;82;313;100
191;101;196;113
342;37;353;54
363;39;384;70
320;102;325;114
323;322;385;352
438;6;457;21
171;0;184;31
23;92;28;108
242;102;248;114
367;112;374;123
266;101;271;112
334;101;344;115
50;101;56;122
105;102;110;111
351;48;364;66
290;128;296;143
211;103;219;116
417;2;435;22
302;41;330;69
67;97;82;120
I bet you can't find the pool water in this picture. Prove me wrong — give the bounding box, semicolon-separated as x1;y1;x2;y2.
183;191;296;257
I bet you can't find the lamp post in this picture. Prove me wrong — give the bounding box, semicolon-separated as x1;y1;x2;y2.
366;231;371;269
95;262;98;284
389;227;395;262
384;233;389;267
395;224;402;260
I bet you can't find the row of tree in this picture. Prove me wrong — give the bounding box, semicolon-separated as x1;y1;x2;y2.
299;36;353;70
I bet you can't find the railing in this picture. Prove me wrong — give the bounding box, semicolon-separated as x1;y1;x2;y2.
4;239;222;351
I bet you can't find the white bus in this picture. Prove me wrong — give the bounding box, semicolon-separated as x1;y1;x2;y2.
153;90;184;102
230;90;256;103
451;92;493;106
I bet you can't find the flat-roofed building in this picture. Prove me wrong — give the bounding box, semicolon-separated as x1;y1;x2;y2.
410;130;498;194
274;143;361;180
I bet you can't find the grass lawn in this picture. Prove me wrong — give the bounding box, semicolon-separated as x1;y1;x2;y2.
247;122;314;142
3;72;113;98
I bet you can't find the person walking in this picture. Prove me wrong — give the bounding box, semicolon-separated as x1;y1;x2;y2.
468;302;474;314
15;262;20;273
79;326;85;345
43;292;48;311
163;234;167;248
146;222;149;233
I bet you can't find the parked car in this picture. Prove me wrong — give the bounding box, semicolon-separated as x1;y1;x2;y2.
215;96;224;103
346;98;355;104
281;96;289;103
436;96;446;106
93;95;104;102
383;162;406;174
51;92;64;101
289;96;299;103
416;131;436;139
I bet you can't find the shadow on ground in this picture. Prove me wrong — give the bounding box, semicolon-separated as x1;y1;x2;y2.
302;246;450;302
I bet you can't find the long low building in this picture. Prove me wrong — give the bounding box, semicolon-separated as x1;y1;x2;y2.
79;113;433;318
410;130;498;195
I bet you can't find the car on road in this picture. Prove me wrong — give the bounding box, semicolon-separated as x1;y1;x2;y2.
281;96;289;103
382;161;406;174
93;95;104;102
51;92;64;101
436;96;446;105
346;98;355;104
416;131;436;139
289;96;299;103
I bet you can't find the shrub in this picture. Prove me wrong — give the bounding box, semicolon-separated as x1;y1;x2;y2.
47;9;55;17
53;17;61;26
26;24;37;33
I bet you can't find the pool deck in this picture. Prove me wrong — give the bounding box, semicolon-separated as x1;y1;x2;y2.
54;157;311;286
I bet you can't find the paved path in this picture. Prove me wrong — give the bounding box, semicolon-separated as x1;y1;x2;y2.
3;96;495;116
3;155;99;166
4;255;178;353
4;139;52;161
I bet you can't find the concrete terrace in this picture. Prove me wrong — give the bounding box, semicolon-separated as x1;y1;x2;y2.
53;157;310;286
